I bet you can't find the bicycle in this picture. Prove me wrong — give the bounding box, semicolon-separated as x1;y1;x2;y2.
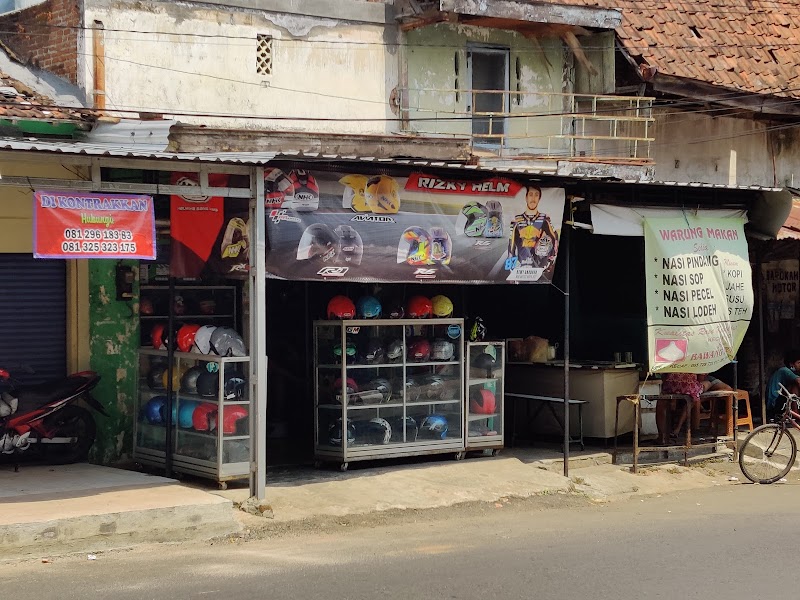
738;383;800;484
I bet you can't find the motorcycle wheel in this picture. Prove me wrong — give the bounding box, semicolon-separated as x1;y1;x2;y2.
40;405;97;464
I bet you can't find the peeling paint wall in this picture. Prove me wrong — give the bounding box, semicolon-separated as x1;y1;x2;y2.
405;24;573;154
82;2;397;134
88;259;139;464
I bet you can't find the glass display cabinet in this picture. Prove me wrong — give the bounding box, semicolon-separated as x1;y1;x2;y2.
313;318;465;471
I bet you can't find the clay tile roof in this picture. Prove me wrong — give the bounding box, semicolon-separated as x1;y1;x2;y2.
553;0;800;100
0;71;90;124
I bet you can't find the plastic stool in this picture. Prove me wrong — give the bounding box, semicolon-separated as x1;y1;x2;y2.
734;390;754;432
709;389;753;435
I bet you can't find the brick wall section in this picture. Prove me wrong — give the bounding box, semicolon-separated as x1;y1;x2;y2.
0;0;80;84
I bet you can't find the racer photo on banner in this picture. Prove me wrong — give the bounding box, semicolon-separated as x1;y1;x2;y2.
263;170;565;284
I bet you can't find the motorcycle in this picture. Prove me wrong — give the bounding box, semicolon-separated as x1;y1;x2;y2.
0;367;106;469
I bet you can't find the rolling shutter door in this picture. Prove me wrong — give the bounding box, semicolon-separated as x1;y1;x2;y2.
0;255;66;384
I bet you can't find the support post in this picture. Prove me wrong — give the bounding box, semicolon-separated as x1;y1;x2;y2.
249;167;268;500
757;251;766;423
164;276;175;477
563;222;571;478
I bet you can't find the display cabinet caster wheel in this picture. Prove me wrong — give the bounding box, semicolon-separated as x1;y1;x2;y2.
454;452;465;461
218;481;228;491
340;462;349;472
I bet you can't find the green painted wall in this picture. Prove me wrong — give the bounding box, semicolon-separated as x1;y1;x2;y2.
88;260;139;464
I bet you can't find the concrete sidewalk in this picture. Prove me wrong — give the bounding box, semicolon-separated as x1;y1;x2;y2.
0;463;239;560
1;448;740;560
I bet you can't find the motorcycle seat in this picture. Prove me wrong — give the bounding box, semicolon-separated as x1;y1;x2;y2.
11;374;96;414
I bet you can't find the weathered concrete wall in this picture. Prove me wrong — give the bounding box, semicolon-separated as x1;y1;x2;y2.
88;259;139;464
83;0;398;133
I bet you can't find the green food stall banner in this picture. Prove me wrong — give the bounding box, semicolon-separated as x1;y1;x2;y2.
644;215;752;373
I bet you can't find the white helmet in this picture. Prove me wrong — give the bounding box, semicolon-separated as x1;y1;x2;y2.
431;339;455;361
192;325;217;355
369;417;392;444
210;326;247;357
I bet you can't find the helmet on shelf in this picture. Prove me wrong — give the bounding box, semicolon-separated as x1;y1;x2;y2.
327;295;356;320
421;375;445;399
333;339;358;364
196;370;219;397
150;323;168;350
467;317;487;342
460;201;488;237
408;337;431;362
328;418;356;446
177;324;202;353
220;405;249;434
364;175;400;214
387;416;418;443
397;227;431;266
210;327;247;357
333;377;359;404
406;296;433;319
353;418;392;445
147;365;167;390
386;339;404;362
177;400;201;429
223;373;247;399
363;377;393;403
431;295;454;318
140;297;155;316
364;339;384;365
428;226;452;265
419;415;448;440
288;169;320;212
142;396;168;424
334;225;364;266
356;296;382;319
387;304;405;319
431;339;455;361
471;351;498;371
470;388;497;414
192;325;218;354
192;402;218;431
180;366;205;394
162;364;189;391
296;224;337;261
405;376;423;402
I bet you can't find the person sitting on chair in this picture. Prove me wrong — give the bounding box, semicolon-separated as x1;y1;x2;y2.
656;372;732;444
766;349;800;418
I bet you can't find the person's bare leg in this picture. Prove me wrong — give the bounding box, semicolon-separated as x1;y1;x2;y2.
656;399;670;445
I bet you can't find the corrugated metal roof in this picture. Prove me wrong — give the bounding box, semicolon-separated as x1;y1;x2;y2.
0;137;786;192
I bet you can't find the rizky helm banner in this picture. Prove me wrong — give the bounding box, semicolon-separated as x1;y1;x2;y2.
264;170;565;284
33;190;155;259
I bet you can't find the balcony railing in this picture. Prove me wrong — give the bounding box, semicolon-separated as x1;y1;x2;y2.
397;88;655;162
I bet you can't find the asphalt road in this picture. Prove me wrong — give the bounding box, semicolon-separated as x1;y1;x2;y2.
2;479;797;600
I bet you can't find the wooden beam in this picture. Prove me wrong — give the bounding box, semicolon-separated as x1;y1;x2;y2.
439;0;621;29
399;10;446;31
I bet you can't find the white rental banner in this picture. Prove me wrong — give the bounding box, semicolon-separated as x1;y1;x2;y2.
644;214;753;373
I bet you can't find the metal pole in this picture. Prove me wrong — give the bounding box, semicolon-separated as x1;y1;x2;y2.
757;251;766;424
249;167;268;500
563;223;571;478
164;275;175;477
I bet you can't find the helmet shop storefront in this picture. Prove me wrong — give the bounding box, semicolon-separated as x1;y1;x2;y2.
262;166;568;472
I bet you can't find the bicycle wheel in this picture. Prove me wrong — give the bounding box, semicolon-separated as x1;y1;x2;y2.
738;423;797;484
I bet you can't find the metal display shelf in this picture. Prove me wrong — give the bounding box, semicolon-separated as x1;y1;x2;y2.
313;318;466;471
465;341;505;453
133;348;251;488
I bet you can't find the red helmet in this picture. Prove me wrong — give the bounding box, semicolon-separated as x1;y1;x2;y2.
221;405;249;435
408;337;431;362
151;323;167;350
177;324;202;353
333;377;359;404
407;296;433;318
470;388;496;414
140;297;154;316
192;402;218;431
327;295;356;319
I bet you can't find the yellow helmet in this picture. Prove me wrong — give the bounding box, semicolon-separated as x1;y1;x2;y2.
339;175;370;212
365;175;400;214
431;295;454;318
162;364;189;391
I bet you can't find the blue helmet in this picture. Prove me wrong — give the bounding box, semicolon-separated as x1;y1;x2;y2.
143;396;167;424
419;415;448;440
356;296;382;319
178;400;201;429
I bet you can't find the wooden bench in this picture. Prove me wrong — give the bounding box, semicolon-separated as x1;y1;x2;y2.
506;393;588;451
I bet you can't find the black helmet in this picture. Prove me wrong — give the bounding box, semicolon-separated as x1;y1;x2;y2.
296;224;338;262
364;339;384;365
467;316;486;342
147;365;167;390
180;366;205;394
196;370;219;397
334;225;363;266
471;352;497;371
223;373;247;399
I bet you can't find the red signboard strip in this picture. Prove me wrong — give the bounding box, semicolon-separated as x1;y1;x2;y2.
33;190;156;260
